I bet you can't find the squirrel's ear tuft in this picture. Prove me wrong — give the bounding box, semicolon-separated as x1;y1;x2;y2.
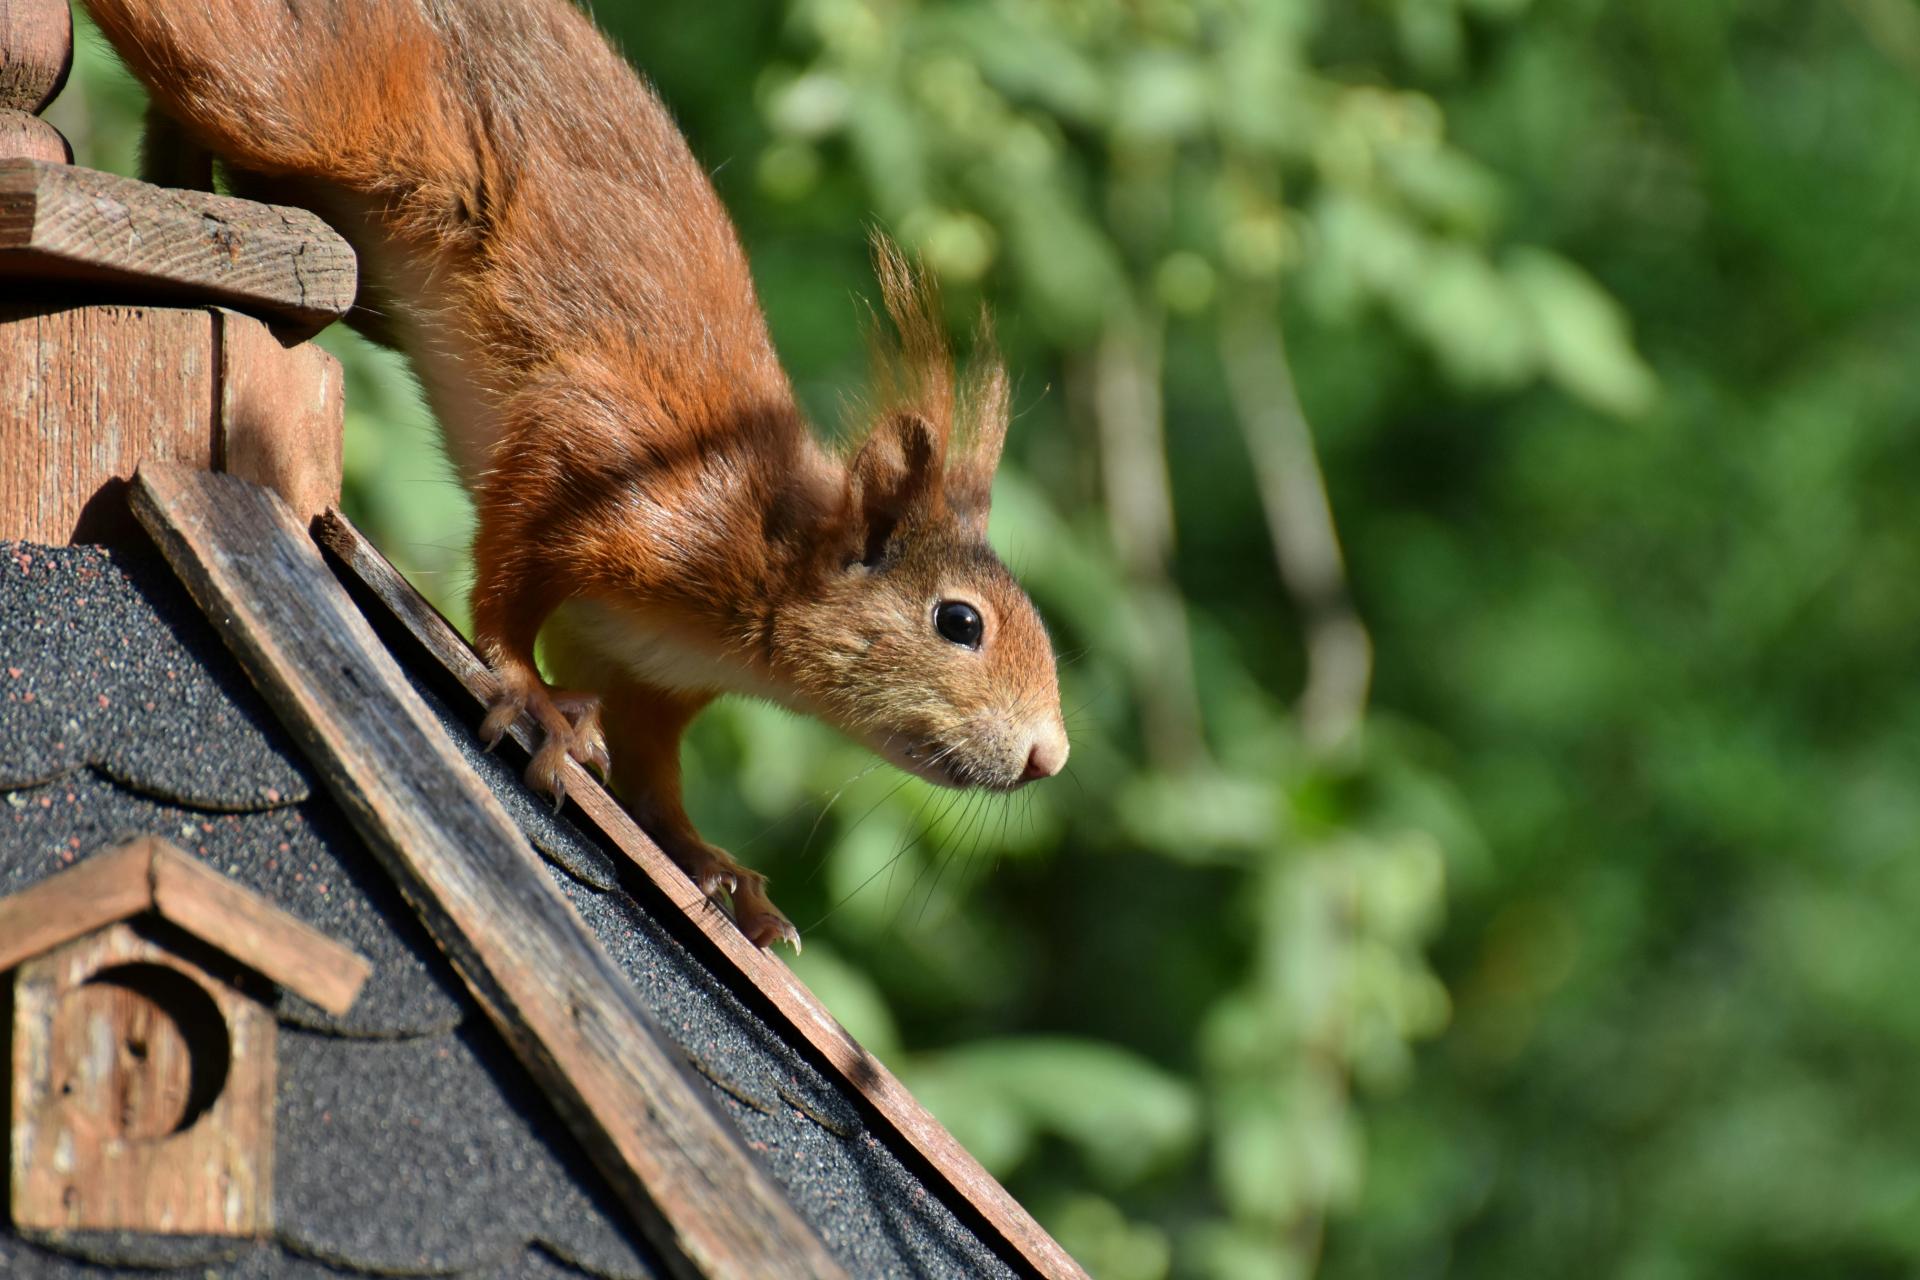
847;411;945;564
945;317;1010;537
862;235;1011;540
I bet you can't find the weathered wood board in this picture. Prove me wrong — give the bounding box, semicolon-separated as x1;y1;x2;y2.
0;839;153;972
215;307;344;524
0;836;371;1016
146;837;370;1015
0;302;216;543
317;510;1094;1280
132;465;846;1280
0;160;354;337
0;303;344;544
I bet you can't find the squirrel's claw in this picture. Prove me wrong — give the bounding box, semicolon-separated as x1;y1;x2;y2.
551;691;609;778
526;736;572;813
577;737;612;783
482;680;609;812
480;692;522;752
732;876;801;954
667;839;797;953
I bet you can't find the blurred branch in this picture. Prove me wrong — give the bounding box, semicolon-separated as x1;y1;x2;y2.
1220;298;1372;757
1085;306;1208;771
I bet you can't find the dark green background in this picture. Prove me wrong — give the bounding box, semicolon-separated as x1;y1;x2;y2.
51;0;1920;1275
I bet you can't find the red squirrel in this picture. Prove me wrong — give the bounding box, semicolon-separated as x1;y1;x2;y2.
83;0;1068;949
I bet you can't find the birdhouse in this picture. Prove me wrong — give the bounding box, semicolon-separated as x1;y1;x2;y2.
0;836;369;1236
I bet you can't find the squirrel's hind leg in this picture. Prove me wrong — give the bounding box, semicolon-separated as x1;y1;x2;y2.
590;675;801;953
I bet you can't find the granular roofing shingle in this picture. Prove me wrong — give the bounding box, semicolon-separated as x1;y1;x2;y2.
0;539;1020;1280
0;543;307;809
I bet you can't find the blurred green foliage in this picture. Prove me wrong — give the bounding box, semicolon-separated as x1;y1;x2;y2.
51;0;1920;1275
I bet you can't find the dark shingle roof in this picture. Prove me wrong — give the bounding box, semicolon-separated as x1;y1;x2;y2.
0;541;1019;1279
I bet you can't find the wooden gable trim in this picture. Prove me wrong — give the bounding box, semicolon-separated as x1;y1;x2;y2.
148;836;370;1015
0;835;371;1015
0;838;153;973
131;464;846;1280
0;159;355;339
316;511;1094;1280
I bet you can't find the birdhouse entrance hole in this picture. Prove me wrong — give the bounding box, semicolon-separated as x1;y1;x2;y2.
54;961;232;1141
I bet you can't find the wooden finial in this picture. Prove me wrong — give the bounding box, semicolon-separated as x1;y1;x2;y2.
0;0;74;163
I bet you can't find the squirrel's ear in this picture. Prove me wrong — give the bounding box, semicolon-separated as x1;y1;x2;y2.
848;411;944;565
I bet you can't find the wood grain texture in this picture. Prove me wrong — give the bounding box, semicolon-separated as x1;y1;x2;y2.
0;302;345;545
147;838;370;1015
0;107;68;163
133;465;845;1280
0;302;214;544
12;920;275;1235
215;307;343;523
0;161;354;337
316;510;1093;1280
0;839;153;974
0;0;71;113
0;836;370;1015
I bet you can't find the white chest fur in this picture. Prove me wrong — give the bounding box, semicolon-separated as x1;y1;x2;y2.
547;599;785;703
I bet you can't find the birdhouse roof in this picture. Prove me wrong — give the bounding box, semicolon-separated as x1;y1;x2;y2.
0;478;1064;1278
0;834;369;1014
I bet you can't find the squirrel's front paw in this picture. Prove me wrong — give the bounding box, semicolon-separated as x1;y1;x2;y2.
670;839;800;953
482;680;610;811
731;872;802;953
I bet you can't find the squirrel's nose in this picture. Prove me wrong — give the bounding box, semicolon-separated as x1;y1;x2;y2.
1020;728;1067;782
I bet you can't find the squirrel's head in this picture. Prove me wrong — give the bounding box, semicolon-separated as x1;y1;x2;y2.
770;242;1066;791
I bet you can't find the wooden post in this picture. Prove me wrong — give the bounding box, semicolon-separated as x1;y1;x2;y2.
0;3;355;545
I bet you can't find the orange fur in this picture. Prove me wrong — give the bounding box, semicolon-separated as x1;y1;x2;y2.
84;0;1067;949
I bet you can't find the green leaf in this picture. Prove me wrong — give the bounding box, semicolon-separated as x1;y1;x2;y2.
1507;247;1659;417
1040;1193;1173;1280
1112;49;1211;143
908;1037;1202;1186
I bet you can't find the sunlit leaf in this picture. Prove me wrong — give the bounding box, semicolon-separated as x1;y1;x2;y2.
1507;247;1659;417
910;1037;1202;1186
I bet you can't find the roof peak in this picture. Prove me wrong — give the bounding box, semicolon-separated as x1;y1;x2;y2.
0;835;370;1014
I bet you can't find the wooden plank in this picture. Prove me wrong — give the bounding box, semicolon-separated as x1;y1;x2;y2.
132;465;844;1280
0;302;214;544
149;840;370;1016
316;510;1092;1280
12;921;274;1235
0;108;68;163
0;0;71;113
0;160;354;338
0;838;152;973
215;307;344;524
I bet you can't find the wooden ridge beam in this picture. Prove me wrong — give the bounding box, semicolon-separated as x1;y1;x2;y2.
316;509;1092;1280
0;160;354;338
133;464;844;1280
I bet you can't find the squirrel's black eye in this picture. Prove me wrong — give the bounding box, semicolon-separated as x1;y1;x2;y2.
934;600;984;648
